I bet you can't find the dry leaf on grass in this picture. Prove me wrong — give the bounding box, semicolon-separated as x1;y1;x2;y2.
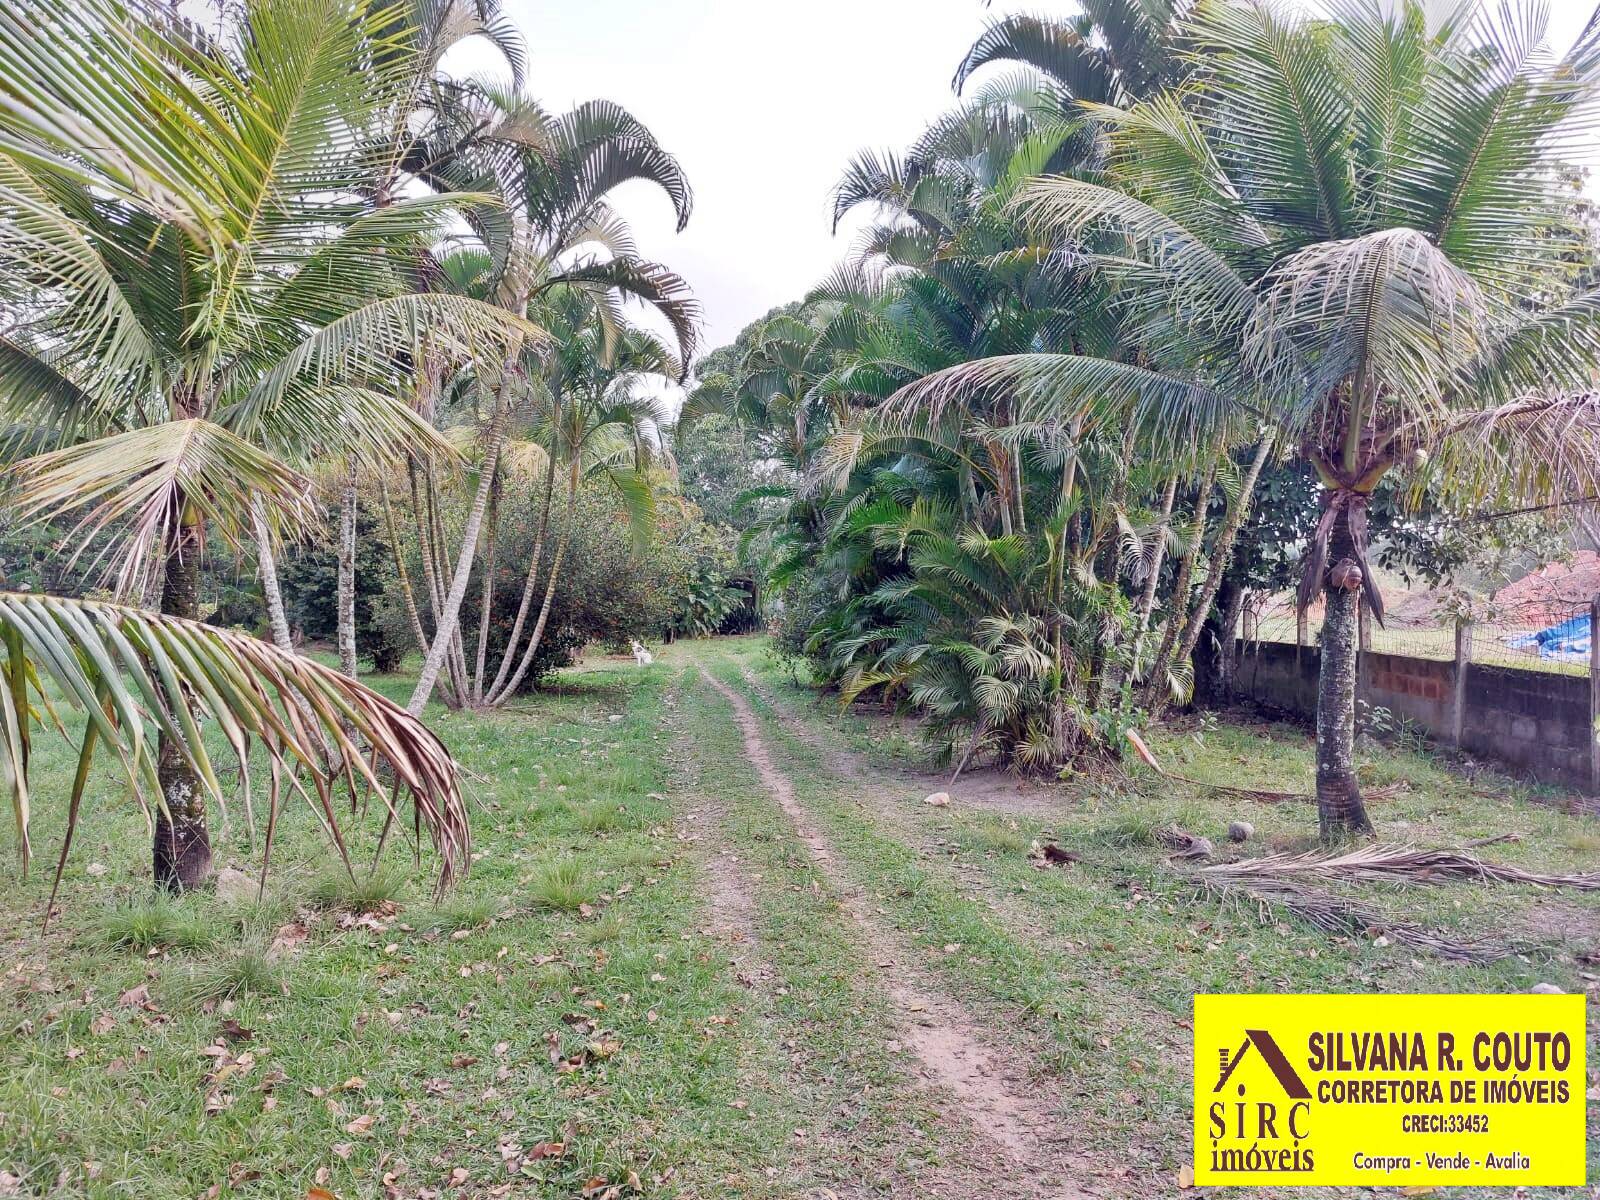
344;1114;376;1136
1204;843;1600;890
1031;842;1079;867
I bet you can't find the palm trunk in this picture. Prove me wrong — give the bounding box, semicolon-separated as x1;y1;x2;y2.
1131;474;1180;665
1315;516;1374;840
336;458;359;679
1144;463;1217;703
1215;581;1245;698
427;468;472;705
471;465;502;703
1089;428;1137;711
485;416;560;700
406;397;512;715
380;478;430;658
252;500;294;653
411;460;444;623
488;458;579;704
153;510;211;891
1172;434;1274;671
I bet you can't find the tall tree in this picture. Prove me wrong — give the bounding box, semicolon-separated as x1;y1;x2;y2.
0;0;532;887
895;0;1600;836
399;91;695;713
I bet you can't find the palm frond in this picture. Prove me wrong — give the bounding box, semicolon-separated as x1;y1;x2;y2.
5;420;319;595
0;591;469;891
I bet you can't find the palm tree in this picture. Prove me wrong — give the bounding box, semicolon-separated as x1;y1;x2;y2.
397;90;695;713
479;296;677;705
952;2;1189;135
0;0;534;887
321;0;529;676
0;593;470;912
892;0;1600;836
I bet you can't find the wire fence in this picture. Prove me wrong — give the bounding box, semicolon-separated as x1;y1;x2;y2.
1246;594;1593;678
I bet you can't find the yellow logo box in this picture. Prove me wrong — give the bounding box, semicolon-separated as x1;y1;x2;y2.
1193;993;1586;1187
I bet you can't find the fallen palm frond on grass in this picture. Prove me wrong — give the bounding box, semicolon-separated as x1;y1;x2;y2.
1124;729;1404;805
1198;877;1518;963
0;593;470;908
1200;843;1600;890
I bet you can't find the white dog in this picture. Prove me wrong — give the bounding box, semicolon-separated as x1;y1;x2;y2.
630;638;654;666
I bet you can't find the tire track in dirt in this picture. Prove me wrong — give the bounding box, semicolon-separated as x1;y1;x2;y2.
740;667;1197;1063
667;674;997;1199
737;668;1066;818
698;667;1103;1199
661;680;769;989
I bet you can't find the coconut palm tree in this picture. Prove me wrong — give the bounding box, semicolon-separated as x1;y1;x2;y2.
0;0;535;887
0;593;471;912
887;0;1600;836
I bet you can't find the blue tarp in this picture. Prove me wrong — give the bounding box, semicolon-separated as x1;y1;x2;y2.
1506;612;1591;662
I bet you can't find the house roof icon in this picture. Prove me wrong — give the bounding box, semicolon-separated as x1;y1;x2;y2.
1214;1029;1312;1099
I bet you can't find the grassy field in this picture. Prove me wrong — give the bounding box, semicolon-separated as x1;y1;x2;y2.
2;637;1598;1197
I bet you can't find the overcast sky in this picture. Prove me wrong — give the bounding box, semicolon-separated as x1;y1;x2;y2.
454;1;1597;363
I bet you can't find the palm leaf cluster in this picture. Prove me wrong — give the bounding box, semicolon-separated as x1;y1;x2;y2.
1;593;468;898
0;0;536;593
696;0;1600;805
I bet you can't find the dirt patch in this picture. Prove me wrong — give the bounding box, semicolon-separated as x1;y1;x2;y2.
700;668;1102;1198
1516;895;1600;946
740;668;1068;818
662;684;767;984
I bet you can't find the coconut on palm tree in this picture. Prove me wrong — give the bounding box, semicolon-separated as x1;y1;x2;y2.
890;0;1600;837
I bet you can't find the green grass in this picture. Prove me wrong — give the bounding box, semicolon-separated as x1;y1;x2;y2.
89;893;221;952
168;939;286;1005
524;855;600;912
305;865;409;913
5;638;1599;1198
708;635;1600;1197
0;660;843;1198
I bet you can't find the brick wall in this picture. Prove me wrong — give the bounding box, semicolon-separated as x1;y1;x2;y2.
1233;640;1593;789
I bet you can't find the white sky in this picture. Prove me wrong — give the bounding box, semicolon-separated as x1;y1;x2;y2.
453;1;1598;361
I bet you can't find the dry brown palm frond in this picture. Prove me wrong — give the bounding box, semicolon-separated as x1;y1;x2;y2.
0;593;470;910
1198;877;1518;964
1201;843;1600;890
1230;781;1408;806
